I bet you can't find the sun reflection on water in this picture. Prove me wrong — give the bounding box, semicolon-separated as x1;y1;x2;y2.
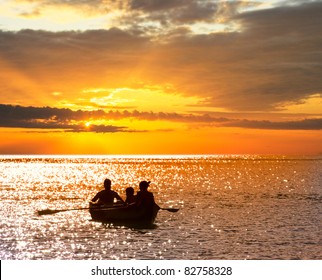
0;155;321;259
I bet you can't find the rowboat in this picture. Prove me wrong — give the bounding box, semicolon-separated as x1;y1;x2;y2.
38;203;178;228
89;203;160;227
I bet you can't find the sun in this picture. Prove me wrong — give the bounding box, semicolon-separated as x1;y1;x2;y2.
85;122;91;128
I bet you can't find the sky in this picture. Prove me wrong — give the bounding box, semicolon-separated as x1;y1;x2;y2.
0;0;322;155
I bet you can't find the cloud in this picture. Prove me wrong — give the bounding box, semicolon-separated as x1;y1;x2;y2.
129;0;221;24
148;1;322;110
0;104;127;132
1;104;321;131
14;0;240;23
130;0;188;11
228;118;322;130
1;1;322;111
0;28;150;104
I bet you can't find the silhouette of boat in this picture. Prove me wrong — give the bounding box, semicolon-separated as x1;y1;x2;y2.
89;203;159;226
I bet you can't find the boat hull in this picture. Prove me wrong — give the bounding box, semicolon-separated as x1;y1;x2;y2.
89;203;159;226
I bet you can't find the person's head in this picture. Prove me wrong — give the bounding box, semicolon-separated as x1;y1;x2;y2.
125;187;134;197
139;180;150;191
104;178;111;190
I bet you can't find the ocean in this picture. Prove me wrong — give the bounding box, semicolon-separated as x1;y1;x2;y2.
0;155;321;260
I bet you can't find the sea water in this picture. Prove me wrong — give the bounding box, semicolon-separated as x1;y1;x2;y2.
0;155;321;260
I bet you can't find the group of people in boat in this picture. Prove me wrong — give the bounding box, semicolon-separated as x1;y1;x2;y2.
90;178;155;211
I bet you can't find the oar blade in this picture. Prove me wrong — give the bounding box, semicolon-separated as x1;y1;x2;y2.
37;209;62;215
161;208;179;212
37;206;93;216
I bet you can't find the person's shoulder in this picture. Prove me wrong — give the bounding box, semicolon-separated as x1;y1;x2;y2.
147;192;154;200
95;189;105;197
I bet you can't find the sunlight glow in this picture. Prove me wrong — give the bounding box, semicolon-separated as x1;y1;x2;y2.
83;86;206;113
0;1;119;31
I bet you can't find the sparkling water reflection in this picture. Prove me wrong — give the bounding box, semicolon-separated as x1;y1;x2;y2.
0;155;321;259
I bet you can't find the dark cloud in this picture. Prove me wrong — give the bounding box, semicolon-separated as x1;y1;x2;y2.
222;1;322;109
0;28;150;103
0;104;127;132
0;104;229;128
228;118;322;130
148;1;322;110
130;0;188;11
129;0;221;24
1;104;321;131
15;0;247;29
1;2;322;111
0;28;149;62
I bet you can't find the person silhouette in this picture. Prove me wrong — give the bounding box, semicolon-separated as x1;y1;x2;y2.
135;181;155;210
125;187;136;205
90;178;124;206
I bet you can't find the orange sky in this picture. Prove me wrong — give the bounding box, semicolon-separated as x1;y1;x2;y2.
0;0;321;155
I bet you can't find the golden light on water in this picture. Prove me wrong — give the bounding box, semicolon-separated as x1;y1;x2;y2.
0;155;321;259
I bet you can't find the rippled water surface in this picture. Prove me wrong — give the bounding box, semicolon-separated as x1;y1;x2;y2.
0;155;321;260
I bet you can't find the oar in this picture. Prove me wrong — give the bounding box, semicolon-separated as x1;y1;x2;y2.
157;204;179;212
37;204;124;216
38;204;179;215
37;207;90;215
160;208;179;212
